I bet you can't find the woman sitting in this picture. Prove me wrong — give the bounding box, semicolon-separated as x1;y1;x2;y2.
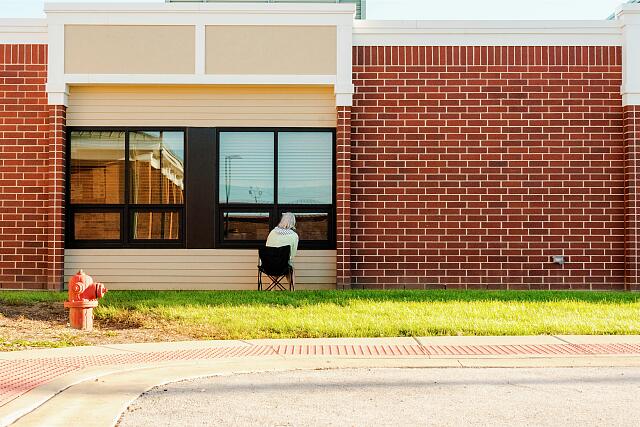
266;212;298;265
266;212;299;283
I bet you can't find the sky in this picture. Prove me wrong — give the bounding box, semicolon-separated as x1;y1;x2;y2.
0;0;626;20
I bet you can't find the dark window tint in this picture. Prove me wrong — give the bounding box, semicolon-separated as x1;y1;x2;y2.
222;212;270;241
292;212;329;241
70;131;125;204
219;132;274;204
278;132;332;204
130;131;184;205
131;210;181;240
74;212;121;240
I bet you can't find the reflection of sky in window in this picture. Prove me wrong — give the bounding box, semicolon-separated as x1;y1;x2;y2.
161;132;185;163
219;132;275;204
134;131;184;164
278;133;332;204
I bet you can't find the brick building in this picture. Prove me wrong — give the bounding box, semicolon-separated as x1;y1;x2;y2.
1;2;639;291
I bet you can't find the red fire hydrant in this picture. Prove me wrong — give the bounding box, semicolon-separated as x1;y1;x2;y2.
64;270;107;331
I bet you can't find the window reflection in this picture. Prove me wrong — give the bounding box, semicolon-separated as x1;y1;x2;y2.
130;131;184;205
70;131;125;204
74;212;120;240
278;132;332;204
223;212;270;241
219;132;274;204
131;211;180;240
292;212;329;241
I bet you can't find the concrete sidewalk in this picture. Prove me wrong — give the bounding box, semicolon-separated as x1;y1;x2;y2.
2;335;640;426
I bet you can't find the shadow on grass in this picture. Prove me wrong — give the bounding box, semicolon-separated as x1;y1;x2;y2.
96;289;640;310
0;301;68;325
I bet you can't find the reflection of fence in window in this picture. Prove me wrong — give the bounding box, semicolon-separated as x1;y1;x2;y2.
293;213;329;241
224;212;270;241
132;211;180;240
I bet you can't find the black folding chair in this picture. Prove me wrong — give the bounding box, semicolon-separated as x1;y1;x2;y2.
258;245;294;291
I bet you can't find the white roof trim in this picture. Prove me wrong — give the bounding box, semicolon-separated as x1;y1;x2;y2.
353;20;622;46
61;74;336;86
616;3;640;18
44;2;356;15
0;19;47;44
44;2;355;26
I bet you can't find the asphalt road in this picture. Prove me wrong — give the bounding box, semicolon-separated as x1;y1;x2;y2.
119;367;640;426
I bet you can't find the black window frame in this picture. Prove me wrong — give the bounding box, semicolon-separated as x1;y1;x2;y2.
66;127;187;249
66;126;336;250
215;127;336;250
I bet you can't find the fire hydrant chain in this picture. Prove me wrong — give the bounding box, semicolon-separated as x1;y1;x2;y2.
64;270;108;331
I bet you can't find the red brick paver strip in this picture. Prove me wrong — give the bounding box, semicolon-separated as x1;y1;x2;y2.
2;342;640;408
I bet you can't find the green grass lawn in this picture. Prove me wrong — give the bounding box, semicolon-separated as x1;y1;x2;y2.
1;290;639;341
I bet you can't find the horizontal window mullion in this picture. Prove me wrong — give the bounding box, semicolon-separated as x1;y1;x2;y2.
69;204;125;209
218;204;275;210
129;205;184;210
276;205;333;211
127;240;184;245
70;205;184;210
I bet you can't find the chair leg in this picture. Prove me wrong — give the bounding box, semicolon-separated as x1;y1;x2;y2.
289;269;295;291
258;271;262;291
275;276;286;291
265;275;287;291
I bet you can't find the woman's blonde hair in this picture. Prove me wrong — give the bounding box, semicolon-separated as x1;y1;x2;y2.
278;212;296;230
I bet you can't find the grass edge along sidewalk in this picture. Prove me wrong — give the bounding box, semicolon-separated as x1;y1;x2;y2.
1;290;639;349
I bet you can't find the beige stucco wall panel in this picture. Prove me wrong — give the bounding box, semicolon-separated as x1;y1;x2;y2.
205;25;336;75
65;25;195;74
67;85;336;127
64;249;337;290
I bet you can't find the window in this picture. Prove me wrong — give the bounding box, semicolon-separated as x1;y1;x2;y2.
67;127;335;250
70;131;125;204
68;130;185;247
129;131;185;205
223;212;271;241
218;129;335;248
278;132;333;204
288;212;330;241
218;132;274;204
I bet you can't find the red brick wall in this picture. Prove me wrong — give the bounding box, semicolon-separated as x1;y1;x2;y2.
624;105;640;291
47;104;66;289
0;44;64;289
337;106;352;288
350;46;626;290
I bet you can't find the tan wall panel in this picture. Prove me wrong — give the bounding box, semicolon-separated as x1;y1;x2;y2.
65;25;195;74
64;249;337;290
206;26;336;75
67;85;336;127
